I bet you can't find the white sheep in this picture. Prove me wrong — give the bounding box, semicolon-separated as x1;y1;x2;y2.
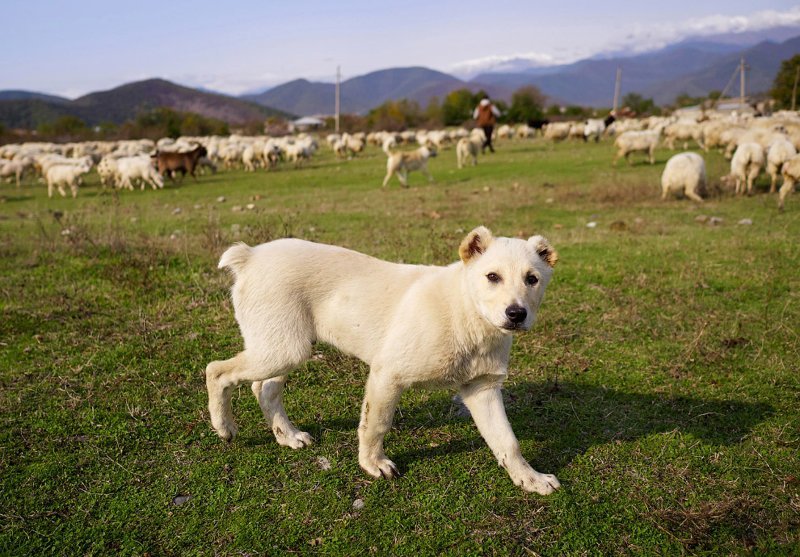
730;142;765;195
543;122;571;141
661;152;706;202
456;137;481;169
613;130;660;165
583;119;606;142
46;162;91;198
766;138;797;193
779;153;800;210
0;157;33;187
116;155;164;190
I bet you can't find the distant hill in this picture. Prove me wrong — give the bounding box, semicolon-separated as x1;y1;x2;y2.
0;79;290;129
244;67;511;116
643;36;800;105
468;35;800;107
0;90;70;104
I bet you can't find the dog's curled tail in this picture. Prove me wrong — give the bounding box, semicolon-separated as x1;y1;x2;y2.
218;242;252;275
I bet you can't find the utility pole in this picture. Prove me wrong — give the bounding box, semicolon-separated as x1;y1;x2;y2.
792;64;800;111
335;65;341;133
612;67;622;113
739;57;746;111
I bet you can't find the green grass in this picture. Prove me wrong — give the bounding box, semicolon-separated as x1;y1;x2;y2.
1;138;799;555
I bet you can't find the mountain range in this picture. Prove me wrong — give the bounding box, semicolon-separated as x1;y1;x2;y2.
1;26;798;128
0;79;289;130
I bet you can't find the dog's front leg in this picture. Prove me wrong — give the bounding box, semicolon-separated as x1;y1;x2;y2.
459;381;560;495
358;370;403;479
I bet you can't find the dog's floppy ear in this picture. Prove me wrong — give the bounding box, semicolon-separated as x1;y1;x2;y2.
528;235;558;267
459;226;493;263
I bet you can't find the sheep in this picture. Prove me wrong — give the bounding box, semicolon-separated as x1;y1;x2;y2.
456;137;482;169
779;153;800;210
543;122;571;141
766;138;797;193
664;119;704;150
730;142;765;195
568;122;586;141
117;155;164;190
613;130;660;165
97;156;121;188
496;124;513;139
661;152;706;202
46;162;91;198
0;157;33;187
514;124;534;139
583;118;606;142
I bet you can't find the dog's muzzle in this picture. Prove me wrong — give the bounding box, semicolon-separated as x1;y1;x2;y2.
501;305;528;330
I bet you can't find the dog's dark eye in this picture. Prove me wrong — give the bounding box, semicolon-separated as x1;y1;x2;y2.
486;273;501;283
525;274;539;286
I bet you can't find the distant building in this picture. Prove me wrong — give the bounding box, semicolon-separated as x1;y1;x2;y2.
289;116;325;132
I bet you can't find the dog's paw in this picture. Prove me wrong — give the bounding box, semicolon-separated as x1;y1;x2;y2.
359;456;400;479
213;420;238;442
274;428;313;449
515;471;561;495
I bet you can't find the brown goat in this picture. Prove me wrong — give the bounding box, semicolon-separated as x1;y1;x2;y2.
153;145;208;182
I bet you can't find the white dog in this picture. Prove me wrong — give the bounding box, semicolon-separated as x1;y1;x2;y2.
456;137;482;169
382;145;436;187
206;227;561;494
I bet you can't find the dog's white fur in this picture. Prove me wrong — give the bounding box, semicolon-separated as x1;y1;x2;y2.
382;145;436;187
206;227;561;494
456;137;481;169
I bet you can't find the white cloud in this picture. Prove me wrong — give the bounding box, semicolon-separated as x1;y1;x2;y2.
450;52;569;77
602;7;800;54
450;7;800;76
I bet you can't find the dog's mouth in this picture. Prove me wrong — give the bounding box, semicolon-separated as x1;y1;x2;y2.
501;322;527;332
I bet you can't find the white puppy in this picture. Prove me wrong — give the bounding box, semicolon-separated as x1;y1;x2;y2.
206;227;561;494
382;145;436;187
456;137;482;169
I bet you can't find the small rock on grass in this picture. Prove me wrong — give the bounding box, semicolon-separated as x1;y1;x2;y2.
172;494;192;506
352;499;365;511
316;456;331;471
216;196;226;203
737;218;753;225
586;221;598;228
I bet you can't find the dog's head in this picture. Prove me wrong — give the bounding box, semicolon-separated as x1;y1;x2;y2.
459;226;557;333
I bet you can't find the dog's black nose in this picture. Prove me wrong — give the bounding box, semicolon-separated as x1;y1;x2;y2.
505;305;527;324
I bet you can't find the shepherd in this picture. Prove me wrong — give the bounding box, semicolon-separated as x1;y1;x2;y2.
473;97;501;154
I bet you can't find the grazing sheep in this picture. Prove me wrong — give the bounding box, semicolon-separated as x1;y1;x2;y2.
456;137;481;169
661;152;706;202
97;156;121;188
0;158;33;187
117;155;164;190
613;130;660;165
730;142;765;195
779;153;800;210
46;162;91;198
543;122;571;142
766;138;797;193
583;118;606;142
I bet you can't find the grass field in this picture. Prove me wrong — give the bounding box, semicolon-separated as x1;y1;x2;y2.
1;138;799;555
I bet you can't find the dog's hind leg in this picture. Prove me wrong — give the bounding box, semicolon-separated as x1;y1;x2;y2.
206;346;310;442
382;169;393;187
251;376;313;448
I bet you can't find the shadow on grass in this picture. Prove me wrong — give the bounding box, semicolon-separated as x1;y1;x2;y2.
385;380;773;472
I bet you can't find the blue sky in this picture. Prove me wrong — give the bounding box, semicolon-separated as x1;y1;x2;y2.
2;1;799;98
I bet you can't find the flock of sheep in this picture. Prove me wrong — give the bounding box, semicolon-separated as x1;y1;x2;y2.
1;107;800;209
